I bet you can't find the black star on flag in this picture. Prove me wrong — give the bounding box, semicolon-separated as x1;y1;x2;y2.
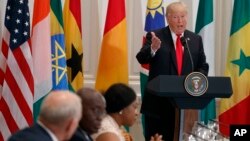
67;44;83;81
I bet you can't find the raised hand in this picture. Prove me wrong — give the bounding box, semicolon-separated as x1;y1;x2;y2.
151;32;161;52
150;133;163;141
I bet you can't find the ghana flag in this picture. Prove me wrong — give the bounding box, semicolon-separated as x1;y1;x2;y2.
64;0;83;92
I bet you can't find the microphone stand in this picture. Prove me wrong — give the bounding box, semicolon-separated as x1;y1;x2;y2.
181;37;194;72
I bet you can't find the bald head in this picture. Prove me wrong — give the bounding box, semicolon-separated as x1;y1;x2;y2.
77;88;105;106
39;90;82;126
76;87;106;134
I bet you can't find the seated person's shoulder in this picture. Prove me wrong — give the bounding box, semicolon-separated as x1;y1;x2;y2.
96;132;120;141
8;126;50;141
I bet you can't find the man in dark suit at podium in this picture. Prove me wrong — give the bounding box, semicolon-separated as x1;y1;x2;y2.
136;1;209;141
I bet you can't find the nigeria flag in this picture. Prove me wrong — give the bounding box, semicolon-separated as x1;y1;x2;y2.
195;0;216;124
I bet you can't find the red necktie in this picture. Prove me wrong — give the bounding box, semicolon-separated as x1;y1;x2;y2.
176;34;183;75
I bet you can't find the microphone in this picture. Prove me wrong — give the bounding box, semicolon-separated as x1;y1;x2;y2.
180;36;194;72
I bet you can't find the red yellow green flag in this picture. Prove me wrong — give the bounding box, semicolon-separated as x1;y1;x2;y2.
63;0;84;92
95;0;128;92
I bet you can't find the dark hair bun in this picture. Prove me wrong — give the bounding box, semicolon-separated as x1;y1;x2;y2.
104;83;136;113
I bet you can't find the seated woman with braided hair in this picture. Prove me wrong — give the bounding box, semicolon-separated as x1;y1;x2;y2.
91;83;162;141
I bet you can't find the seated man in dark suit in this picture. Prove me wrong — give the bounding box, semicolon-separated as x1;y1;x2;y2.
70;87;106;141
8;90;82;141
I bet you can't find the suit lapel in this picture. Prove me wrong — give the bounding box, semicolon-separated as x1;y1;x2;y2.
164;27;179;73
181;32;190;74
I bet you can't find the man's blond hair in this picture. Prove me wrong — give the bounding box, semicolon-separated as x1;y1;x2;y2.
166;1;187;16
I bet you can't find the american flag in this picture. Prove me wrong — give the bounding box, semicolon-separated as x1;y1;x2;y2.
0;0;34;140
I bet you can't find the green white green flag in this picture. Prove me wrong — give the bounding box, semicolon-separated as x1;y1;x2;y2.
195;0;216;124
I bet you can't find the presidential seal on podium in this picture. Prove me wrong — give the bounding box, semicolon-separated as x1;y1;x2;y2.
184;72;208;96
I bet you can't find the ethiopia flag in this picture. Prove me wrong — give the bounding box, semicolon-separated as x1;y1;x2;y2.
95;0;128;92
219;0;250;136
64;0;83;92
50;0;68;90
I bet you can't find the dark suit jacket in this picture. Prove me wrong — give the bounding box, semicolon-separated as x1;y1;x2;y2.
8;123;52;141
136;26;209;118
70;127;93;141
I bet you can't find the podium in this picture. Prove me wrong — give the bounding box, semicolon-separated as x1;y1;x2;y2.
147;74;233;109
